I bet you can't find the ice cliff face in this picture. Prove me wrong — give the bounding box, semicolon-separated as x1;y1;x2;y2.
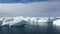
0;16;60;27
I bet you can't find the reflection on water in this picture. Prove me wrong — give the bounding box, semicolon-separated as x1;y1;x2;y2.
0;22;60;34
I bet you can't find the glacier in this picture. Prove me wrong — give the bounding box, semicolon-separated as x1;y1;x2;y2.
0;16;60;27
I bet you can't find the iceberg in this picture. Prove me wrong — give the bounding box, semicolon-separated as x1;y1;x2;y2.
1;17;27;27
53;19;60;26
0;16;60;27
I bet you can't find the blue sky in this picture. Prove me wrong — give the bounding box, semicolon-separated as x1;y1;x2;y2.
0;0;59;3
0;0;60;17
0;0;49;3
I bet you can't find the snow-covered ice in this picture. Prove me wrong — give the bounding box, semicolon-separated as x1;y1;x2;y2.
0;16;60;27
53;19;60;26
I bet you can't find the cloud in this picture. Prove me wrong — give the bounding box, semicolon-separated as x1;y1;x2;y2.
0;1;60;17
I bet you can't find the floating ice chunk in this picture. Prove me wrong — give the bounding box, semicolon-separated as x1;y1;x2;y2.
1;17;13;26
29;17;37;25
53;19;60;26
37;17;48;23
37;17;49;26
1;16;27;27
9;17;22;27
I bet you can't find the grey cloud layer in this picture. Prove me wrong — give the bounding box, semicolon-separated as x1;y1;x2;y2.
0;1;60;17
